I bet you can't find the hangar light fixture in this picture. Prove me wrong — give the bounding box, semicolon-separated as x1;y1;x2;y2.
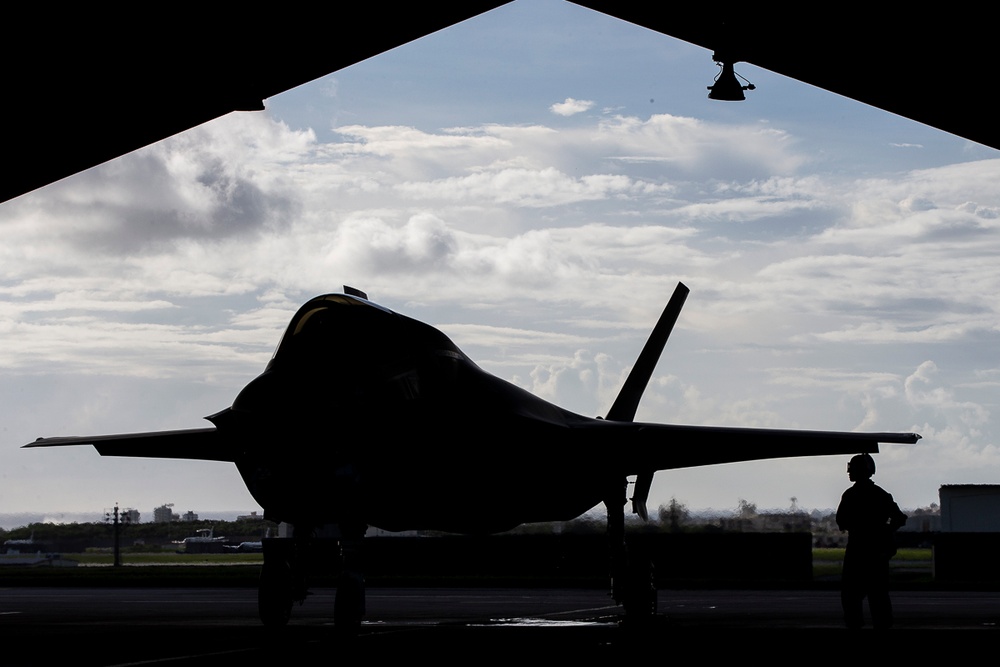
708;57;755;101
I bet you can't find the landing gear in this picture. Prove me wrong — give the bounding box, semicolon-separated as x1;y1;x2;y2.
258;558;294;627
258;537;307;627
331;463;367;635
255;462;369;631
606;480;628;606
334;518;367;636
334;570;365;634
605;478;658;624
622;544;657;619
256;520;367;632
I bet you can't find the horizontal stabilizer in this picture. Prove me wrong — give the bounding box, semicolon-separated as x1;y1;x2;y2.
23;428;236;462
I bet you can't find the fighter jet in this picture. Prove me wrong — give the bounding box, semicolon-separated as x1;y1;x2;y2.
25;283;919;627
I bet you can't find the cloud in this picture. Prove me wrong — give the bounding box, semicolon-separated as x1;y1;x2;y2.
550;98;594;116
0;115;311;256
6;113;997;360
325;213;458;275
329;124;512;159
4;103;1000;516
597;114;806;179
395;167;642;207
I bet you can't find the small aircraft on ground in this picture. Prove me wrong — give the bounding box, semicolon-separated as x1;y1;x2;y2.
25;283;919;628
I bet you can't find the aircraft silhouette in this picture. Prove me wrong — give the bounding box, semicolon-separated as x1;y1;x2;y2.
25;283;919;627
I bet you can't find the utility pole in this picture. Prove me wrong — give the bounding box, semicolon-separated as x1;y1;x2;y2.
105;504;128;567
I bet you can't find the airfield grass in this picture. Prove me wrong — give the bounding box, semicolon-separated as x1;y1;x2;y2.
71;552;264;565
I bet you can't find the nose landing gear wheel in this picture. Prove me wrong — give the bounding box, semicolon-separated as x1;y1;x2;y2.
334;570;365;635
258;560;294;627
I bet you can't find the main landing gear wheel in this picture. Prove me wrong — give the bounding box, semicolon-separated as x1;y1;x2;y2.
258;560;294;627
622;555;657;621
334;570;365;635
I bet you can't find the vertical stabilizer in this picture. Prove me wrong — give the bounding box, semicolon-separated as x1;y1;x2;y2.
605;282;689;520
605;282;688;422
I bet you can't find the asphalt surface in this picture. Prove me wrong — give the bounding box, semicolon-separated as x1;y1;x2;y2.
2;587;998;664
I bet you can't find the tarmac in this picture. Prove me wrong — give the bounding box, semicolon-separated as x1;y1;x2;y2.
3;586;998;664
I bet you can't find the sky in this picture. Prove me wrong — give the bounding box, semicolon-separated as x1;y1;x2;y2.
2;0;999;529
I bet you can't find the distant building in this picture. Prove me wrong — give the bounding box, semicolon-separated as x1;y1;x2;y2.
122;508;141;524
182;511;199;522
3;533;43;555
902;503;940;532
153;504;179;523
237;511;264;521
940;485;1000;532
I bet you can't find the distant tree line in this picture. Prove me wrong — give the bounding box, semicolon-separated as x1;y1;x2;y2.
6;499;940;551
4;517;276;552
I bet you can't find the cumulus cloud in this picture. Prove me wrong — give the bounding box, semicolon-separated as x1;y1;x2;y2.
905;361;990;426
550;98;594;116
8;111;998;377
325;213;458;274
0;115;310;256
4;97;1000;515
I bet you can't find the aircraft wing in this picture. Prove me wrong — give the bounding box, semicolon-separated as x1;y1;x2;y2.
631;423;919;472
23;428;236;462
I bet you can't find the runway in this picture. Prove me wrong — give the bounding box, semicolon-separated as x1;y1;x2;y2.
3;587;999;664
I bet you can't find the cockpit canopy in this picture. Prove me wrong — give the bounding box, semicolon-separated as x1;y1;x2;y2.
266;293;462;374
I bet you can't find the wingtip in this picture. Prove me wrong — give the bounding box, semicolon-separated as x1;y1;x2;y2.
23;436;65;448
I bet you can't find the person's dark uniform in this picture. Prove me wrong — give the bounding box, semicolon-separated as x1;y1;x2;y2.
836;453;907;629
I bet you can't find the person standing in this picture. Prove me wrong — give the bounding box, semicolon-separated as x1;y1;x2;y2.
836;453;907;629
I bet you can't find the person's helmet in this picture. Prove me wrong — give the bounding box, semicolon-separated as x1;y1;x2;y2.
848;453;876;478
